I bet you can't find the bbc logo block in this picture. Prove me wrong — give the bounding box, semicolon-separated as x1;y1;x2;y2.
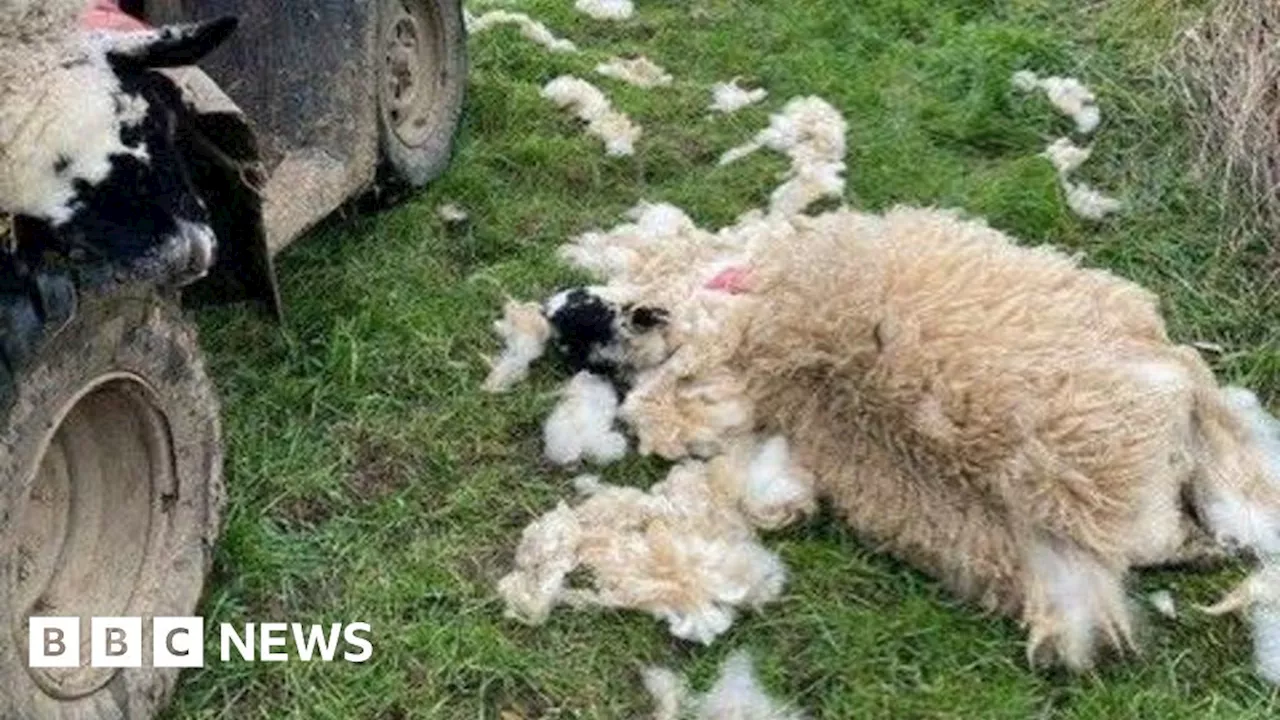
28;617;204;668
28;617;370;668
28;617;79;668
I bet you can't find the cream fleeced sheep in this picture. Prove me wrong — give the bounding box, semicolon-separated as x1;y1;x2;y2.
542;75;642;156
579;202;1280;671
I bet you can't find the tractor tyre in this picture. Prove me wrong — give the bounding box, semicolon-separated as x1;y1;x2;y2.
0;281;223;720
376;0;468;187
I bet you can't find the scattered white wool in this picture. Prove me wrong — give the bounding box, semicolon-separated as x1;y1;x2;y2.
1148;589;1178;620
1222;386;1280;472
543;371;629;465
496;502;582;624
1011;70;1101;134
1201;563;1280;685
574;0;634;21
739;436;817;530
1040;137;1092;176
437;202;468;223
718;97;848;215
467;10;578;53
596;56;673;88
497;460;790;644
542;75;642;156
1063;181;1123;221
710;79;768;114
642;666;689;720
697;651;807;720
644;651;806;720
1011;69;1040;92
483;300;552;393
557;200;705;281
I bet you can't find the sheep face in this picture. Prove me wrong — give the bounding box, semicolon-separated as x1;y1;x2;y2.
8;17;237;285
544;286;669;376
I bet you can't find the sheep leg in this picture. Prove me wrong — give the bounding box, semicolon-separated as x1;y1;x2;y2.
1020;535;1135;670
1187;386;1280;557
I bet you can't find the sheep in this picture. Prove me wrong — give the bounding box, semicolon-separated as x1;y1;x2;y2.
0;0;238;286
540;203;1280;672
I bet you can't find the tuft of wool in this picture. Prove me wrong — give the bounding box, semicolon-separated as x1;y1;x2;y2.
698;651;807;720
1202;563;1280;685
596;55;673;88
1040;137;1092;177
497;460;791;644
643;665;689;720
739;435;817;530
574;0;634;21
709;79;768;114
543;371;629;466
1063;181;1123;221
437;202;468;223
1012;70;1101;134
483;300;552;392
496;501;582;624
466;10;578;53
1148;589;1178;620
718;97;848;216
644;651;806;720
542;75;642;156
1038;138;1123;220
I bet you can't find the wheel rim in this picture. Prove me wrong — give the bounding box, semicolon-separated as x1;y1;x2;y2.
380;0;447;148
12;375;174;700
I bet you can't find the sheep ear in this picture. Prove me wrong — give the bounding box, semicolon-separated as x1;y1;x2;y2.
105;16;238;69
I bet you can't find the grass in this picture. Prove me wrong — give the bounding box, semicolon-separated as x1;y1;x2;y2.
165;0;1280;717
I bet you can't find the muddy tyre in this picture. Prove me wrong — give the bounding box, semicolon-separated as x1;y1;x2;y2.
377;0;468;186
0;283;223;720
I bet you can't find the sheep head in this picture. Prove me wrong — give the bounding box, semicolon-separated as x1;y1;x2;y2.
1;15;238;286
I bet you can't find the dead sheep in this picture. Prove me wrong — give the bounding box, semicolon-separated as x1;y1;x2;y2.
552;202;1280;672
0;0;238;284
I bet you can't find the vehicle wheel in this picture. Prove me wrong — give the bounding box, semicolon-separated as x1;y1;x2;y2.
0;282;223;719
376;0;468;187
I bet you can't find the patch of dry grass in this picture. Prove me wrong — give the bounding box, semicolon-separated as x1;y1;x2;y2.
1177;0;1280;238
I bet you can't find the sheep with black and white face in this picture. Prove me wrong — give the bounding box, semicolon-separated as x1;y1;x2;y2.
0;0;237;285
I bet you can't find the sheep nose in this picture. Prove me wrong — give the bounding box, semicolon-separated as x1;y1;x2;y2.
169;219;216;284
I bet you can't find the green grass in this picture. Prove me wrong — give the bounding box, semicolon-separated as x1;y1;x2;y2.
166;0;1280;717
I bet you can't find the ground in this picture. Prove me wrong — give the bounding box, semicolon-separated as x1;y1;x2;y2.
164;0;1280;717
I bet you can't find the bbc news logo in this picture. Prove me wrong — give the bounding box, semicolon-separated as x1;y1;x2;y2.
28;617;372;668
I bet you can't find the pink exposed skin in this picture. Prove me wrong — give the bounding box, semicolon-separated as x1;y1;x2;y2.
704;266;752;294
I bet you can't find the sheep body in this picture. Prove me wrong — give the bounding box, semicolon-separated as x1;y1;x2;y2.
613;204;1280;668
